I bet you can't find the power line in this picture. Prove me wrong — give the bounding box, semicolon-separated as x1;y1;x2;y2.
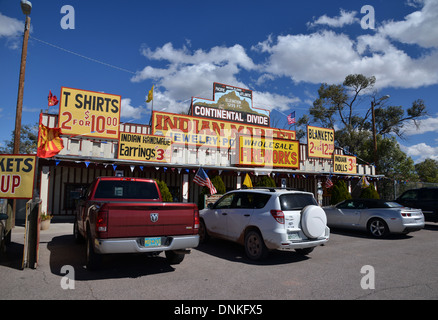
30;35;136;75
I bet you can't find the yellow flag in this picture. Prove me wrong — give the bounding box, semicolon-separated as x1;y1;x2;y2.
243;173;253;189
146;85;154;103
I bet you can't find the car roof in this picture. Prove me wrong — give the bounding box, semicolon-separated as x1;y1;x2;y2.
230;188;314;196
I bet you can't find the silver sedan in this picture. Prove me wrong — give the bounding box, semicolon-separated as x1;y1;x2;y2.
323;199;425;238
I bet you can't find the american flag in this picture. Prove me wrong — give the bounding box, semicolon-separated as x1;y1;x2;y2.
325;176;334;188
193;168;217;195
287;111;296;125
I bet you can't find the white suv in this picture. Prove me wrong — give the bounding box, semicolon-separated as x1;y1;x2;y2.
199;188;330;260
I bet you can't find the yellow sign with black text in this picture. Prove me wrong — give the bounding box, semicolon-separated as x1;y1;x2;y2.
307;125;335;159
333;154;357;174
58;87;121;139
0;155;36;199
238;136;300;169
118;133;172;163
152;111;296;149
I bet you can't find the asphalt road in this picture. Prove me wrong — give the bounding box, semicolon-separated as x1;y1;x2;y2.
1;221;438;301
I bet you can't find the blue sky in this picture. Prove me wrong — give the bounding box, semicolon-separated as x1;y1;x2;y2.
1;0;437;163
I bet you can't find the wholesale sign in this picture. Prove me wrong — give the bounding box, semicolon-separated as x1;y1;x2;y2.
333;154;357;174
118;133;172;163
58;87;121;139
237;136;300;169
152;111;296;149
0;155;36;199
307;125;335;159
191;82;270;127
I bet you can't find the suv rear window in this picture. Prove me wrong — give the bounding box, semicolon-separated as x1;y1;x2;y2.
280;193;317;210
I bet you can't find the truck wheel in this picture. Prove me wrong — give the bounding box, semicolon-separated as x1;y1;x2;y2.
244;230;268;261
86;231;101;271
199;220;209;244
165;250;185;265
73;219;84;243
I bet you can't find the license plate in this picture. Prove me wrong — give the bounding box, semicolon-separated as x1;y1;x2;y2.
287;232;300;240
144;237;161;247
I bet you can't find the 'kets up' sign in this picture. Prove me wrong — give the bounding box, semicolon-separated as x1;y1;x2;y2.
0;155;36;199
58;87;121;139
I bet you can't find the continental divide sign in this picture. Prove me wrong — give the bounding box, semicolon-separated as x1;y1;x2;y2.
0;155;36;199
191;83;270;127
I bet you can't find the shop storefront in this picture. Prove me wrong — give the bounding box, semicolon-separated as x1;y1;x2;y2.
33;83;378;217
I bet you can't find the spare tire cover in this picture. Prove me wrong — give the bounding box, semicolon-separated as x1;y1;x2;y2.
301;205;327;239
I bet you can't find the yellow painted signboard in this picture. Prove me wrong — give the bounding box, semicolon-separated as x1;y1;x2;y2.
0;155;36;199
118;133;172;163
333;154;357;174
307;125;335;159
58;87;121;139
238;136;300;169
152;111;296;149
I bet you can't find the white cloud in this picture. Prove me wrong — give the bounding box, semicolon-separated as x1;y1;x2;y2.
130;0;438;116
253;91;301;112
131;43;299;114
400;142;438;162
308;9;359;28
379;0;438;48
402;115;438;136
255;31;360;84
254;26;438;89
0;13;23;38
131;43;255;110
120;98;146;120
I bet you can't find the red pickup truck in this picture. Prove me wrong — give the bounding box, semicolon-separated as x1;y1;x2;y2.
73;177;200;270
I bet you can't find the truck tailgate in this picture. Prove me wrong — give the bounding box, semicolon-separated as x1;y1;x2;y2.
104;202;197;238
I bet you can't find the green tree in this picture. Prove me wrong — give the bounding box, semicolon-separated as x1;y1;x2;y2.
360;136;418;181
0;123;38;154
415;159;438;183
155;180;173;202
255;175;276;187
198;175;225;209
297;74;427;159
210;175;226;194
360;184;380;199
330;180;351;205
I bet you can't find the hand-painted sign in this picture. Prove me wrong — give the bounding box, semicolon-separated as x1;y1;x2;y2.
118;133;172;163
307;125;335;159
152;111;295;149
58;87;121;139
0;155;36;199
237;136;300;169
334;154;357;174
191;83;270;127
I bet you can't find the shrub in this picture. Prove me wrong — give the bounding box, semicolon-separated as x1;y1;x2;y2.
330;180;352;205
359;184;380;199
255;175;276;188
155;180;173;202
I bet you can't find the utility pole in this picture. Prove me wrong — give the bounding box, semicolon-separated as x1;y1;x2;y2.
14;3;31;154
11;1;32;227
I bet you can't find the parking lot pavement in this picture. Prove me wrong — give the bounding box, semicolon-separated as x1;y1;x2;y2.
1;221;438;300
